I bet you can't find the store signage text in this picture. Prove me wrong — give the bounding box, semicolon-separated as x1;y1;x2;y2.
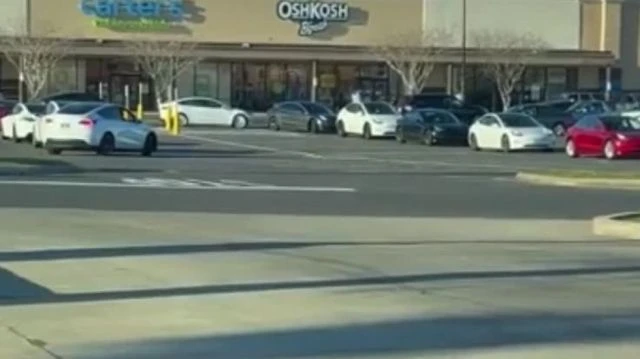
79;0;185;31
276;1;350;36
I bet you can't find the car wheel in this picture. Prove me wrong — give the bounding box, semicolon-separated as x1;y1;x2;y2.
178;113;189;127
565;138;578;158
395;126;406;143
552;123;566;137
268;117;280;131
232;114;248;129
337;121;347;137
97;133;115;155
603;140;616;160
12;126;21;143
500;135;511;153
46;147;61;155
141;133;157;157
469;133;480;151
309;119;319;134
363;123;372;140
422;131;434;146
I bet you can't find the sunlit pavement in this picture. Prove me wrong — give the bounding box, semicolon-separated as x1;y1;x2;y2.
0;128;640;358
0;210;638;358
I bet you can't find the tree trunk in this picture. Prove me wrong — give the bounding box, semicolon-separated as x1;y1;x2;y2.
499;88;511;112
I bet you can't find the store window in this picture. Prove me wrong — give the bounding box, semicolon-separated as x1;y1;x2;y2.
231;62;310;111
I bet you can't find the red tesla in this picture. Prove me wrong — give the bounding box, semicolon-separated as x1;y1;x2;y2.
565;114;640;159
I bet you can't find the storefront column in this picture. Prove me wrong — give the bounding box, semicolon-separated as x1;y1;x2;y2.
311;60;317;102
446;64;453;95
605;66;612;101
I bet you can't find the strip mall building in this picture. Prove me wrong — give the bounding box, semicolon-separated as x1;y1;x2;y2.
0;0;634;111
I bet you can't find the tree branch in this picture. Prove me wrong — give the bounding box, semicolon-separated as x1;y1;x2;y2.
0;25;70;101
370;29;452;95
124;39;202;106
471;30;548;111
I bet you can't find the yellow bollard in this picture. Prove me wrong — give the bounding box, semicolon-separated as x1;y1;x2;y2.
136;102;143;121
162;104;171;131
170;102;180;136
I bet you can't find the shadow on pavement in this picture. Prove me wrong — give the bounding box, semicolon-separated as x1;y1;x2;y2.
0;240;633;264
1;264;640;306
76;310;640;358
151;148;267;158
0;241;426;262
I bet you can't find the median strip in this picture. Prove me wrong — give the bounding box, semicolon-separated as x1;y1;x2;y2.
593;212;640;239
516;169;640;190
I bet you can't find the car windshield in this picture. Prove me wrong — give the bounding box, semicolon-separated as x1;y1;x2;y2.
58;103;103;115
26;104;46;115
602;116;640;132
499;113;540;128
300;102;333;115
364;102;396;115
420;111;460;125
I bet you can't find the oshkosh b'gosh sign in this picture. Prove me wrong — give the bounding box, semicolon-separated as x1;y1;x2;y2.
276;1;350;36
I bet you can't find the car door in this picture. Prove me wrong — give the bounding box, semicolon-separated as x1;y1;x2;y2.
177;99;201;124
408;111;429;139
575;116;600;154
94;106;136;150
473;115;495;148
289;103;308;131
341;104;358;133
352;104;367;134
277;103;296;130
200;99;228;125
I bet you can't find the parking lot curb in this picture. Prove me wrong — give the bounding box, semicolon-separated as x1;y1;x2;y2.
593;212;640;239
516;172;640;190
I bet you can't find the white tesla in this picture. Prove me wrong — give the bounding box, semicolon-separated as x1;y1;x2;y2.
159;97;250;128
1;102;46;143
468;112;555;152
336;101;400;139
40;102;158;156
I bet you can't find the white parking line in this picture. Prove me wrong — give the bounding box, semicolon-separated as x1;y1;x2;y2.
181;134;324;159
0;179;356;193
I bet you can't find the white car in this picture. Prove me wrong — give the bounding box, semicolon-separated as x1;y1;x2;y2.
336;101;400;139
40;102;158;156
1;102;46;143
160;97;250;128
468;112;555;152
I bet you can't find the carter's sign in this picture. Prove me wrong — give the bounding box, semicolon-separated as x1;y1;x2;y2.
276;1;350;36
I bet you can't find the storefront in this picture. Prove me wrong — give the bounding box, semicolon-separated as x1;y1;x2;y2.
0;0;615;110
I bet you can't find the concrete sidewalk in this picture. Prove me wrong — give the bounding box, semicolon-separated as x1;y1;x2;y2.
0;209;637;358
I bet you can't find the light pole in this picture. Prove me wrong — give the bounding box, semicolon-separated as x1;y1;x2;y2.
600;0;611;101
460;0;467;97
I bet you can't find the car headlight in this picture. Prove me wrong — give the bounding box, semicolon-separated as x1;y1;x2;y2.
371;118;383;124
616;133;627;140
510;130;523;137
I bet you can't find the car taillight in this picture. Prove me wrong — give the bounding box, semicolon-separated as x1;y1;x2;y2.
79;118;95;127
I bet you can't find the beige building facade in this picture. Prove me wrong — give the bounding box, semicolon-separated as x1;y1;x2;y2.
0;0;629;110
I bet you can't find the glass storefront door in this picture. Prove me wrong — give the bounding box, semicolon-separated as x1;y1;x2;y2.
109;74;141;109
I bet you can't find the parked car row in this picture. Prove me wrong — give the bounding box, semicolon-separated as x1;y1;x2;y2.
0;92;157;156
265;99;640;160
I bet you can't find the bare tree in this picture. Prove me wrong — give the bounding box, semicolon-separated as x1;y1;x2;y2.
0;26;70;101
371;30;452;95
124;39;202;108
471;30;548;111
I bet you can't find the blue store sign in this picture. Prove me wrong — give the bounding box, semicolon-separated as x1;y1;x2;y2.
79;0;185;30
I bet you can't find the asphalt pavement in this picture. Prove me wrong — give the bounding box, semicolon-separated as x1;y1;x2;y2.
1;127;640;358
0;127;638;219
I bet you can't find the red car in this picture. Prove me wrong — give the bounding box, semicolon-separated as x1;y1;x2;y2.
565;114;640;159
